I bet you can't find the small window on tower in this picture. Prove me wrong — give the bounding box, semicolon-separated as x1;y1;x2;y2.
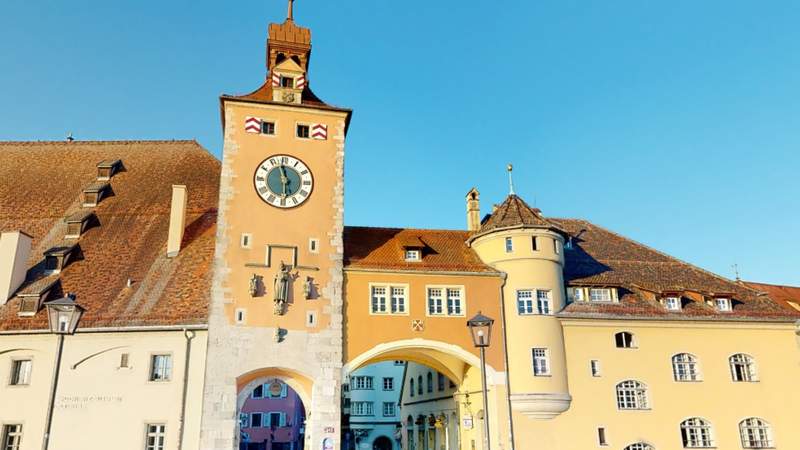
261;121;276;135
281;76;294;88
297;124;310;139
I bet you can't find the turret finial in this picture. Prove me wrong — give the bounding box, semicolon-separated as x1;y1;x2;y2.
287;0;294;21
507;164;515;195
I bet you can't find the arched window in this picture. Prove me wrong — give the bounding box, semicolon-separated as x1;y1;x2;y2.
417;375;423;395
615;332;635;348
739;418;772;448
730;354;757;382
624;443;654;450
681;417;714;448
615;380;648;410
437;372;446;391
672;353;701;381
409;379;414;397
426;372;433;393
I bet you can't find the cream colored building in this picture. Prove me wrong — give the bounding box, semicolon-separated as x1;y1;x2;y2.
3;3;800;450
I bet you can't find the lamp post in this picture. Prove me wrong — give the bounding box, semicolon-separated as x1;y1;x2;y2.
42;295;84;450
467;312;494;450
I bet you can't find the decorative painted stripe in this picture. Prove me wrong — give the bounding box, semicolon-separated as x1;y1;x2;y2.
311;123;328;140
271;72;281;87
245;116;262;133
295;75;306;90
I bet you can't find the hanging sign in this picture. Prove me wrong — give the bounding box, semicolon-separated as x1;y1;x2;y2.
463;416;474;429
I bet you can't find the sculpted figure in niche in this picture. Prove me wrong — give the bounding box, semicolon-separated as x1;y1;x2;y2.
273;262;291;315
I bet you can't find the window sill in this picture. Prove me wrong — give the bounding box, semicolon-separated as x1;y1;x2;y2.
674;379;703;383
533;374;552;377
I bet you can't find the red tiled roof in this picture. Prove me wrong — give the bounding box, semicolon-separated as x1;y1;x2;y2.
344;227;497;274
0;140;220;331
551;218;800;321
475;195;566;237
741;281;800;314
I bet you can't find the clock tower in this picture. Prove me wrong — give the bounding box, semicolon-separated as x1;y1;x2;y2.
200;3;351;449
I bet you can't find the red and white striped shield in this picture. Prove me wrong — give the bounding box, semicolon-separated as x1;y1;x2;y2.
245;117;262;133
311;123;328;140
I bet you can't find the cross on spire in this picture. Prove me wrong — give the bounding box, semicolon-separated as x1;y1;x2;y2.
287;0;294;21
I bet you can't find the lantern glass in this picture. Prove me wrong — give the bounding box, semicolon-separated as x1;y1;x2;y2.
467;313;494;348
46;302;84;335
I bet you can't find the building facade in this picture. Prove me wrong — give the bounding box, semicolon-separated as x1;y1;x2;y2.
2;3;800;450
343;361;405;450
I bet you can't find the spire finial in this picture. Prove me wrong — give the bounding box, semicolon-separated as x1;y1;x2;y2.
732;263;741;282
507;164;515;195
287;0;294;21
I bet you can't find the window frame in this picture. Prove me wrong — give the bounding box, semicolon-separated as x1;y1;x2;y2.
504;237;513;253
9;359;32;386
590;359;601;377
739;417;773;449
350;401;375;417
369;283;409;316
614;332;636;349
680;417;714;448
589;288;614;303
729;353;758;382
382;377;394;391
672;353;701;382
382;402;396;417
1;424;23;450
351;376;374;390
532;348;550;376
404;249;421;261
664;296;681;311
615;380;649;410
295;123;311;139
425;285;466;318
143;423;167;450
240;233;252;249
516;288;552;316
148;353;173;382
714;297;732;312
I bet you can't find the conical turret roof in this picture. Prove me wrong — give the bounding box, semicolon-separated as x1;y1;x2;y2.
474;194;568;237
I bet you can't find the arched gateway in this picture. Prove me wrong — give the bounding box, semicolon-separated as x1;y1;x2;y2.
200;4;564;450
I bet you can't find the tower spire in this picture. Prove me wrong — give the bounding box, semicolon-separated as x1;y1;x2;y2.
507;164;515;195
287;0;294;21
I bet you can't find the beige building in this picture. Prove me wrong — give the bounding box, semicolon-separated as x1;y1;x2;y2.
3;3;800;450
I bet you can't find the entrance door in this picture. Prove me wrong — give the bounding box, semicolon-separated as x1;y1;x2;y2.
373;436;393;450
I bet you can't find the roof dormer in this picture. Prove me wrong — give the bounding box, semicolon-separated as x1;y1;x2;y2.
82;182;110;207
16;275;58;317
399;236;426;262
64;210;96;239
271;57;306;104
96;159;122;180
44;244;78;273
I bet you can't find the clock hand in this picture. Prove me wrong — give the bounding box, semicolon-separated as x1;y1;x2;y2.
279;165;289;196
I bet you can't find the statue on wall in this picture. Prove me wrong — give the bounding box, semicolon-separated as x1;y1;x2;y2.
273;262;291;315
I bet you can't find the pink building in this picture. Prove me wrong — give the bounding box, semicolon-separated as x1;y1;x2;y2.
240;380;306;450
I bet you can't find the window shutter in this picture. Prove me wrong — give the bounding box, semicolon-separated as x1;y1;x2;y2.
281;383;288;398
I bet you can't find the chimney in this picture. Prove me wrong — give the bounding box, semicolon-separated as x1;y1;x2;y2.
0;231;33;305
466;188;481;232
167;185;188;258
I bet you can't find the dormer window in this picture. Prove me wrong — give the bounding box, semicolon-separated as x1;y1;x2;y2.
589;288;614;302
82;182;110;207
404;249;421;262
96;159;122;180
714;297;732;312
44;244;77;273
16;276;58;317
64;210;95;239
664;296;681;311
281;76;294;88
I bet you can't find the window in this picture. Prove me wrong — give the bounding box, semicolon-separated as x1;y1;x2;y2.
437;372;445;391
531;236;538;251
404;249;421;261
624;444;654;450
352;376;373;390
409;378;414;397
590;288;612;302
351;401;374;416
426;372;433;393
149;354;172;382
570;287;585;302
309;238;319;253
306;311;316;327
532;348;550;376
268;412;286;427
417;375;423;395
296;124;310;138
383;402;396;417
371;285;406;315
371;286;387;314
235;308;246;324
249;412;263;427
261;121;275;135
597;427;608;446
1;425;22;450
505;237;513;253
281;76;294;88
615;332;635;349
391;287;407;314
680;418;713;448
144;424;166;450
252;384;264;399
590;360;601;377
383;377;394;391
672;353;700;381
739;418;772;449
428;288;444;315
553;238;560;254
240;233;252;249
517;289;534;314
446;288;463;316
665;296;681;311
615;380;648;410
10;359;31;386
730;354;757;382
714;297;732;311
57;313;70;332
120;353;130;368
536;290;551;315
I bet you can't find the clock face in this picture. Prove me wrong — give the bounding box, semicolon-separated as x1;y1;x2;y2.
254;154;314;208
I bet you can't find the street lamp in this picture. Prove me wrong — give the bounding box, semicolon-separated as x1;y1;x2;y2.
42;294;84;450
467;312;494;450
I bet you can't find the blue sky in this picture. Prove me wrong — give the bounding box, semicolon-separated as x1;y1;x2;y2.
1;1;798;285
